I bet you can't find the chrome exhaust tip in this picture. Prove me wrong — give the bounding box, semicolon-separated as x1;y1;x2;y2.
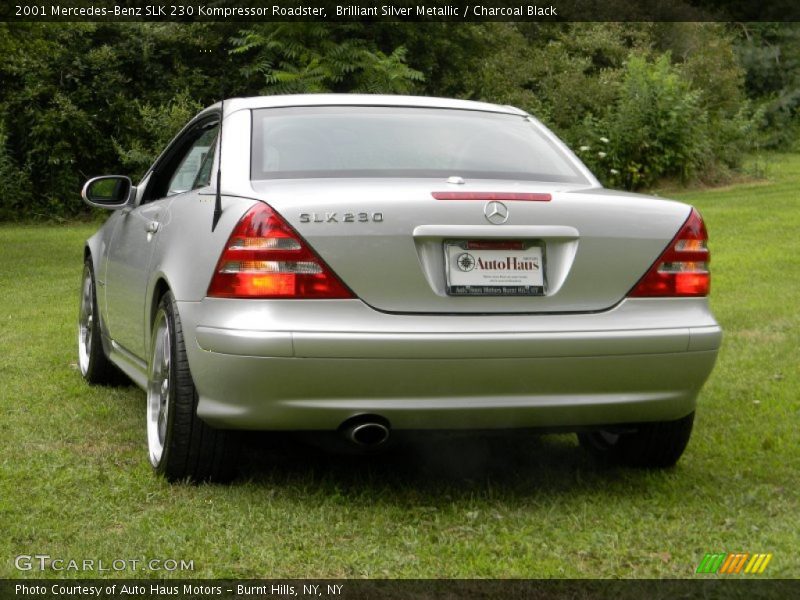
343;421;390;447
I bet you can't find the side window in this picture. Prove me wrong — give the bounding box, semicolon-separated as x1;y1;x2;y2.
166;126;219;196
192;132;218;190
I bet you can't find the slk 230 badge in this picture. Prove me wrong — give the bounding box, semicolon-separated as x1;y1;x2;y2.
299;212;383;223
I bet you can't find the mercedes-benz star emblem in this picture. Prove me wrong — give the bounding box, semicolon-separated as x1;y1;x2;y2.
484;201;509;225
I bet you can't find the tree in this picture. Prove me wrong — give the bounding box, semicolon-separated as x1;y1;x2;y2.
230;23;423;94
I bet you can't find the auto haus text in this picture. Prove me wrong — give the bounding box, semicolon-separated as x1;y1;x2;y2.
337;4;559;17
15;584;222;597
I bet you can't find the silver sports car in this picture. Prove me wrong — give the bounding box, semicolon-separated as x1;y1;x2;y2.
79;94;721;481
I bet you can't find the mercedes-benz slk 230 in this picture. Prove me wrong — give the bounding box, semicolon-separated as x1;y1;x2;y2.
78;95;721;481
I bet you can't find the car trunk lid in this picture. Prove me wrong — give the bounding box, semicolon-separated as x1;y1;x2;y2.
251;178;691;314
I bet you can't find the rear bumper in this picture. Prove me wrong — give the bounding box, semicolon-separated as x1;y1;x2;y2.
178;298;721;430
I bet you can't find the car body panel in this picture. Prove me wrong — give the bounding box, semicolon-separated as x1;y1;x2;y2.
172;295;720;429
189;352;716;431
105;199;170;357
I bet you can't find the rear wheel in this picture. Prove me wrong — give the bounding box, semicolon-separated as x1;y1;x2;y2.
78;259;119;384
147;291;237;482
578;412;695;468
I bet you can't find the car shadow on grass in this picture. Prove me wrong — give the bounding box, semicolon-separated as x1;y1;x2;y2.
232;430;646;497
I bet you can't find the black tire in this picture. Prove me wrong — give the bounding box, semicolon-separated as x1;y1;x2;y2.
147;291;238;482
78;259;121;385
578;412;695;468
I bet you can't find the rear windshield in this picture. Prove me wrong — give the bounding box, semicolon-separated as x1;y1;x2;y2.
251;106;589;184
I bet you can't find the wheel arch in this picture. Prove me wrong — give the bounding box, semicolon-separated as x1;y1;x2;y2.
84;227;106;274
150;277;171;327
146;276;172;354
82;243;112;354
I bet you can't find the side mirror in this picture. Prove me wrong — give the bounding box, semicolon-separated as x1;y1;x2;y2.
81;176;133;210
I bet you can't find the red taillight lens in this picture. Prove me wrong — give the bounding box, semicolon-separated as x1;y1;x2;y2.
629;208;710;297
207;203;353;299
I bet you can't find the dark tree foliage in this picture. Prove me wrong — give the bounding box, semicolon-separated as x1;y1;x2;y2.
734;23;800;148
0;22;795;219
230;23;424;94
0;23;246;218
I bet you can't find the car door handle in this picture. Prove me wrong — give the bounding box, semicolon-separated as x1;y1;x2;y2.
145;221;160;234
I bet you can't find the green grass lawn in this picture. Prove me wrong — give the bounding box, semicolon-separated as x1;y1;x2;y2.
1;156;798;579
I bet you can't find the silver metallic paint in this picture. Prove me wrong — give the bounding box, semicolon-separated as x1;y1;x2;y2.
257;178;691;313
83;94;722;433
174;295;719;428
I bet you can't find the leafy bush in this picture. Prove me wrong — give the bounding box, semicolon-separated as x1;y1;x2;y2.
464;23;762;191
578;54;709;189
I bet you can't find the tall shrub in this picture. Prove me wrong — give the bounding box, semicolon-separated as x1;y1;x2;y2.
578;54;709;189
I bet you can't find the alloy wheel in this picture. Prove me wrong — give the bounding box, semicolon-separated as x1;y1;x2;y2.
147;310;171;467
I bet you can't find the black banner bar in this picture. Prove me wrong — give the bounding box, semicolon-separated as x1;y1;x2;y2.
2;0;800;22
2;579;798;600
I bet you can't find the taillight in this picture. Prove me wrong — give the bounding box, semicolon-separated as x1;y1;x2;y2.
629;208;710;297
207;203;353;299
432;192;552;201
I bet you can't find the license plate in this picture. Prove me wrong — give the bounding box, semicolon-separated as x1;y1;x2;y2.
445;240;544;296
